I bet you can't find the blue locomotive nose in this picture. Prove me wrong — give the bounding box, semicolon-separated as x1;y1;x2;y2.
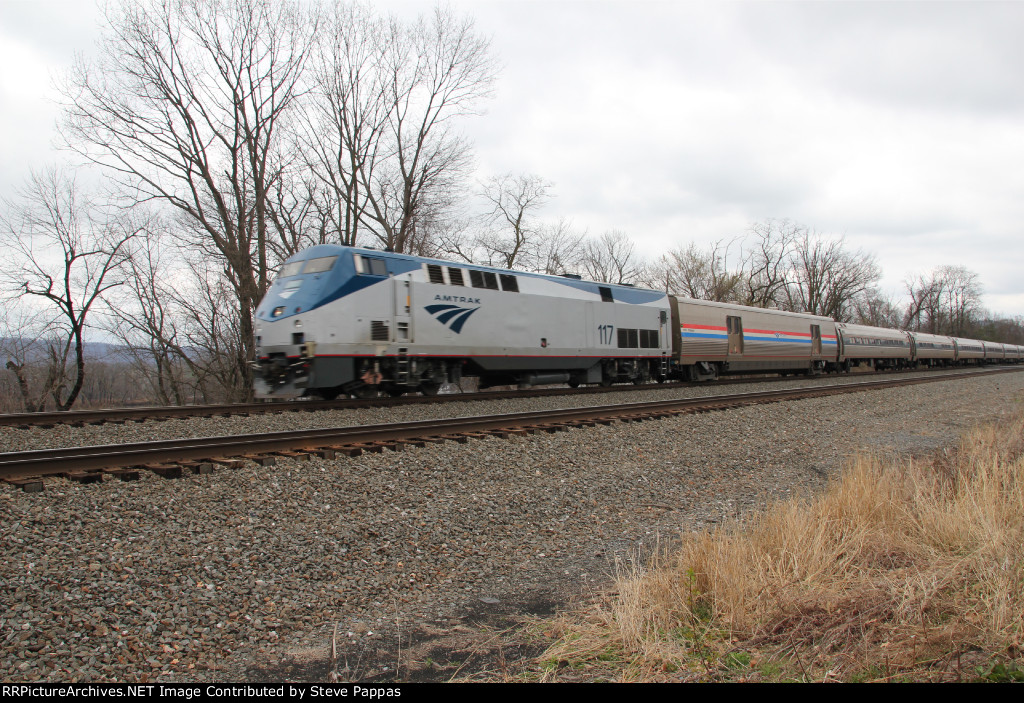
256;247;350;321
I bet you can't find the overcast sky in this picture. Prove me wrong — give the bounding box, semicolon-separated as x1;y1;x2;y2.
2;0;1022;316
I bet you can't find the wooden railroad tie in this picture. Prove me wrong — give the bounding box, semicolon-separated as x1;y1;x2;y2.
243;454;278;467
141;464;183;479
272;450;313;462
103;468;141;481
59;471;104;484
209;457;245;470
437;434;469;444
492;428;532;437
5;478;44;493
348;442;386;453
325;445;363;457
565;420;597;428
179;460;214;475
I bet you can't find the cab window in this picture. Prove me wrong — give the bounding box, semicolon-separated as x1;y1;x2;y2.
278;261;304;279
303;256;337;274
355;255;388;276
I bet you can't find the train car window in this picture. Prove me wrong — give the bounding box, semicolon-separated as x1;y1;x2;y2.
303;256;337;274
469;270;484;288
278;261;304;279
484;272;499;289
599;287;614;303
499;274;519;292
426;264;445;284
447;268;465;286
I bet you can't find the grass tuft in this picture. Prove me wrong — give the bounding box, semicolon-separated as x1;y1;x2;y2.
537;410;1024;682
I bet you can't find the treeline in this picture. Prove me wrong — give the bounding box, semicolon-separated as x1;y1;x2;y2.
0;0;1021;412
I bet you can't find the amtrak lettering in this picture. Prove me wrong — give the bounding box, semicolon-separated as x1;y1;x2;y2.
432;294;481;304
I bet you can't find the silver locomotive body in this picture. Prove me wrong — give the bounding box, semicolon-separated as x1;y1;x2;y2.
254;245;672;399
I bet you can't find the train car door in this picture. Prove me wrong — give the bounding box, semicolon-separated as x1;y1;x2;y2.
727;315;744;357
810;324;822;359
393;278;413;343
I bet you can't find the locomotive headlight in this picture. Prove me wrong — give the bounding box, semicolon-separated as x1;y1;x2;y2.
294;319;303;328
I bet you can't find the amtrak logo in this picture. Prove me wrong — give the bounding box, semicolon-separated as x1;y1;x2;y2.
425;304;480;333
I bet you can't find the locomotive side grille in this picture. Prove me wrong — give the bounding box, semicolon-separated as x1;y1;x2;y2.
427;264;445;284
371;320;390;341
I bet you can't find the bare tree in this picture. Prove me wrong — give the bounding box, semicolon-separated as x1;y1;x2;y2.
532;218;586;275
939;265;983;336
296;1;386;249
740;219;800;308
654;239;743;301
785;231;880;320
904;265;982;335
104;228;196;405
904;271;942;332
476;173;552;269
303;4;497;254
60;0;314;398
853;288;904;329
0;168;138;410
168;255;249;402
1;308;61;413
362;7;496;254
581;230;644;285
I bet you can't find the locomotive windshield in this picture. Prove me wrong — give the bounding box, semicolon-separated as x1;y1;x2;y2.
303;256;338;274
276;255;338;280
278;261;304;278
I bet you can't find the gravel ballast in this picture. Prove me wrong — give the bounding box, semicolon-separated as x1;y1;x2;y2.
2;370;1022;682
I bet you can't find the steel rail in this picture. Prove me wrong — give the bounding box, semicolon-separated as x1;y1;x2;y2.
0;365;1003;428
1;367;1018;482
0;381;701;428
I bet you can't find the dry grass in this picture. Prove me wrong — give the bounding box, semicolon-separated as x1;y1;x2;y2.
536;411;1024;682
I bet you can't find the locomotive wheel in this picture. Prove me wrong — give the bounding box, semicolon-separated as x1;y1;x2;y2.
419;381;440;396
352;386;380;399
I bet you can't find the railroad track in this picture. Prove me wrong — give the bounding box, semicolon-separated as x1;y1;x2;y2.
3;367;1020;491
0;380;704;428
0;364;1002;428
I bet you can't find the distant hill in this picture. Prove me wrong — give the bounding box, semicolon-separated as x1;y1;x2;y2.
0;338;160;365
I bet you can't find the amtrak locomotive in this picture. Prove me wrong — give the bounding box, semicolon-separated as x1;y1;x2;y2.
252;245;1020;399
